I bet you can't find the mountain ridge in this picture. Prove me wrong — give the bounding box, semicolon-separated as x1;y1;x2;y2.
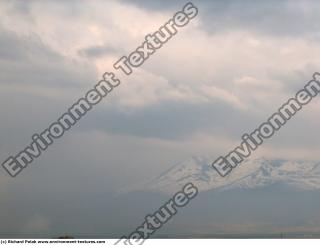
123;157;320;194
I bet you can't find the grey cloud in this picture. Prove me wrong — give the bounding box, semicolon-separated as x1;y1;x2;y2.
199;0;320;37
123;0;320;38
0;25;97;161
0;29;58;62
89;101;318;150
0;27;96;88
121;0;186;11
78;45;119;58
87;101;257;140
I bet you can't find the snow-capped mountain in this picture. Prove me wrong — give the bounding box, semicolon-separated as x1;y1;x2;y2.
128;157;320;194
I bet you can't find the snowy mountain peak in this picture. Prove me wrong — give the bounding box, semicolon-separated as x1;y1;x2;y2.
128;157;320;194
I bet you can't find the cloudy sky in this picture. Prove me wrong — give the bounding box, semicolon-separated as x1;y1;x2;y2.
1;0;320;238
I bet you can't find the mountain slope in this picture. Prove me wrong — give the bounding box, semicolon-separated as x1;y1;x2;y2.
128;157;320;194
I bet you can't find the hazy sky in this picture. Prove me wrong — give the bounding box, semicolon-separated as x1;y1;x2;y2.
0;0;320;237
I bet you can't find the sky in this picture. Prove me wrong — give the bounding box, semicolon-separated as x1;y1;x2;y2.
0;0;320;238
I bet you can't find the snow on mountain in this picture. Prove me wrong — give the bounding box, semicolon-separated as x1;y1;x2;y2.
127;157;320;194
